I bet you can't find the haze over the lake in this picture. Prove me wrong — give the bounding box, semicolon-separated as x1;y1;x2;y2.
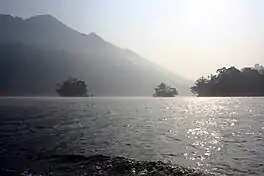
2;0;264;80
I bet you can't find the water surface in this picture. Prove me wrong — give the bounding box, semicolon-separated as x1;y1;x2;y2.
0;97;263;175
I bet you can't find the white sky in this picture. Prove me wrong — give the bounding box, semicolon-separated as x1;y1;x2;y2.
1;0;264;80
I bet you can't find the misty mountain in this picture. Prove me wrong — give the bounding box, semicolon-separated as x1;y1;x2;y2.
0;14;191;96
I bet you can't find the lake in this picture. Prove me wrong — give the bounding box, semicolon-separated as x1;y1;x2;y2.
0;97;263;175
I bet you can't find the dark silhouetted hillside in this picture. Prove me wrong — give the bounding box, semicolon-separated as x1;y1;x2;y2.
191;65;264;97
0;14;191;96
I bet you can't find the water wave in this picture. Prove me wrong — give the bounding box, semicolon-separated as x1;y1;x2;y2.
1;154;216;176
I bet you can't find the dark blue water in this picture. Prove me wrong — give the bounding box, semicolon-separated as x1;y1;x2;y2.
0;97;264;175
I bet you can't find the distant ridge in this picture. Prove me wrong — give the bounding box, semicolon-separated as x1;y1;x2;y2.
0;14;191;96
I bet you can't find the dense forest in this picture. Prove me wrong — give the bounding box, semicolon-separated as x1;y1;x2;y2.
191;64;264;97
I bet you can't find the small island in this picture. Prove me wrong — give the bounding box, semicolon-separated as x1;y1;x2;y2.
56;77;91;97
191;64;264;97
153;82;178;97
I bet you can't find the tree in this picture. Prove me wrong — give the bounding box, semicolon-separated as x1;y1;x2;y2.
216;67;227;75
56;77;88;97
191;64;264;97
154;82;178;97
190;77;209;96
254;64;264;74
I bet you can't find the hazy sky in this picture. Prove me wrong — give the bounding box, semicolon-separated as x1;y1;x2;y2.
1;0;264;80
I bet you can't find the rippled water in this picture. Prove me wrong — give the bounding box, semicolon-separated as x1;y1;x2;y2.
0;97;264;175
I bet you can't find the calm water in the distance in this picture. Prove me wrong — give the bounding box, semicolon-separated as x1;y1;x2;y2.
0;97;263;175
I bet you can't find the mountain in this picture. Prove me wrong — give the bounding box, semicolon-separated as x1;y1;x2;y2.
0;14;191;96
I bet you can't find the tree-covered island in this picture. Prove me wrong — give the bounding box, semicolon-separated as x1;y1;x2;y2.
191;64;264;97
154;82;178;97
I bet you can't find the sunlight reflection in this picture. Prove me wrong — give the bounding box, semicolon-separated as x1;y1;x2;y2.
182;98;231;167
